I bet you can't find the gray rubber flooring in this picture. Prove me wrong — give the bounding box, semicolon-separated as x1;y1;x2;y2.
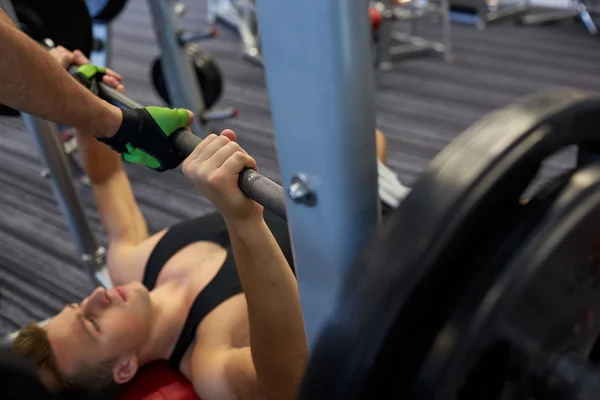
1;0;599;335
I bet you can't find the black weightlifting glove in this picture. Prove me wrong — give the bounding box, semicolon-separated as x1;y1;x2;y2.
72;64;191;171
97;107;191;171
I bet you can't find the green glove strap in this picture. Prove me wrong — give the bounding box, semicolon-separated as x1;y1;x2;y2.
145;106;190;137
122;144;162;170
77;64;106;79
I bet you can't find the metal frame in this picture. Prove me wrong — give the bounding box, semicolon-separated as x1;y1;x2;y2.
450;0;528;29
22;117;112;289
373;0;453;70
255;0;380;347
207;0;263;67
517;0;598;35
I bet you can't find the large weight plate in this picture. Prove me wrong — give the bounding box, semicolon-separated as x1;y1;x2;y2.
13;0;93;57
420;165;600;399
151;45;224;112
412;170;574;399
86;0;128;22
299;89;600;399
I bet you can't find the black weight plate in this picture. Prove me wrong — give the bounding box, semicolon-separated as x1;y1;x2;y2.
299;89;600;400
86;0;128;22
415;170;576;400
424;165;600;400
14;0;93;57
188;45;224;109
151;46;223;111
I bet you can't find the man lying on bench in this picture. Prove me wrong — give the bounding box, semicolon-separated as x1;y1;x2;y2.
11;48;408;400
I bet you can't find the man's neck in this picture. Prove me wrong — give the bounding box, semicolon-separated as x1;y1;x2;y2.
136;283;189;365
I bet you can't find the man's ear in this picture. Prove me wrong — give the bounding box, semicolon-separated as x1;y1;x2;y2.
112;355;138;384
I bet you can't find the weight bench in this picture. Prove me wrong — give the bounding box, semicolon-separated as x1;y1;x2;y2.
118;361;198;400
0;351;199;400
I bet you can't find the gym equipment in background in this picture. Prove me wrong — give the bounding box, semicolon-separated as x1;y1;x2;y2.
515;0;598;35
206;0;262;67
151;44;225;114
450;0;527;29
370;0;452;70
85;0;129;22
299;88;600;399
40;129;90;187
147;0;235;132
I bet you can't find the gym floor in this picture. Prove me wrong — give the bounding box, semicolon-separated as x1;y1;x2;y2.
0;0;599;334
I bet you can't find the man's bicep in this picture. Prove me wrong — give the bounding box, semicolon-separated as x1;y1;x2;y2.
192;346;261;400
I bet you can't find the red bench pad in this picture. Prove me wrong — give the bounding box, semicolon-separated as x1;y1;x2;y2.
117;361;200;400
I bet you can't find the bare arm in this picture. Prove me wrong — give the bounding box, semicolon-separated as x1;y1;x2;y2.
0;9;121;138
74;129;153;285
225;217;308;400
183;131;308;400
74;130;148;245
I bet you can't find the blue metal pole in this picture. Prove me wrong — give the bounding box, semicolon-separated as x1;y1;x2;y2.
255;0;379;348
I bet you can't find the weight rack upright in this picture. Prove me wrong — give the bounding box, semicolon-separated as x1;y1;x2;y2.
255;0;380;347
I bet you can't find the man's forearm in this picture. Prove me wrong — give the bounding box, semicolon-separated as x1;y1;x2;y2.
74;130;148;243
226;216;308;400
0;10;121;138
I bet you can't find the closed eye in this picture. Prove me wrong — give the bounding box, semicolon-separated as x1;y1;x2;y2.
88;319;100;333
69;303;101;333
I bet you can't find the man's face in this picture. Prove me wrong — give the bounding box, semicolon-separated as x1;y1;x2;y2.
46;282;153;376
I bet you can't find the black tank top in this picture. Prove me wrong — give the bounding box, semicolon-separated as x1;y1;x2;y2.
141;210;293;370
